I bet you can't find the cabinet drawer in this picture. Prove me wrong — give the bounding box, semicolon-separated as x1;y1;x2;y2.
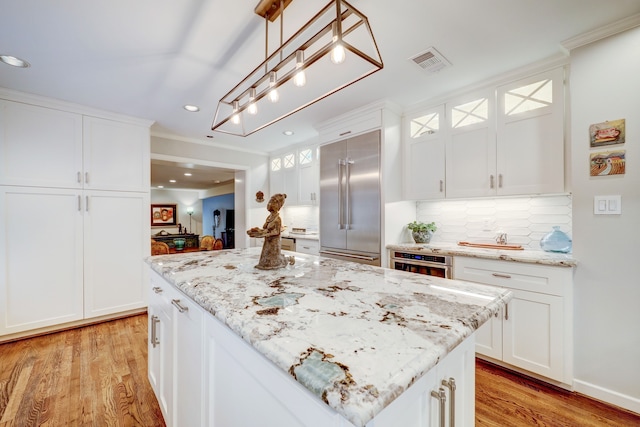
453;257;571;296
316;109;382;143
296;239;319;255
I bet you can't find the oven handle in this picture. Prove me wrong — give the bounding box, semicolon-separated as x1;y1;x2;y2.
320;250;377;262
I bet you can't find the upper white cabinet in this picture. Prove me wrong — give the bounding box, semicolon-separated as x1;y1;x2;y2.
403;67;566;200
0;101;150;192
496;68;565;195
403;106;446;200
0;100;83;188
270;146;319;206
83;116;150;192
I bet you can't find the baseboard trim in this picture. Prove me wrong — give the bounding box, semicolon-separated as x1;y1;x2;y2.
573;379;640;415
0;308;148;344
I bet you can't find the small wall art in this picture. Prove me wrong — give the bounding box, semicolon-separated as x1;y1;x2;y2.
589;118;625;147
590;150;625;177
151;204;177;226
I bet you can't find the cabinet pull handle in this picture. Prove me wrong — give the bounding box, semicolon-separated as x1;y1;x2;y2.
77;171;81;183
439;180;444;192
172;299;189;313
345;159;354;229
431;388;446;427
505;303;509;321
490;175;495;189
150;315;160;348
498;174;503;188
152;286;163;294
338;159;345;229
442;378;456;427
85;172;89;184
492;273;511;279
339;130;352;136
77;195;82;211
85;196;89;212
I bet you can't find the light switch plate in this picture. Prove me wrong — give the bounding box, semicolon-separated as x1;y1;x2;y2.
594;195;622;215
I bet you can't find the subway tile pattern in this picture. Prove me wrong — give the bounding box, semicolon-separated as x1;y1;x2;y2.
417;195;572;250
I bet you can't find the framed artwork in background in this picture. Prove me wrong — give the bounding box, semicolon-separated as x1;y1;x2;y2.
151;204;177;226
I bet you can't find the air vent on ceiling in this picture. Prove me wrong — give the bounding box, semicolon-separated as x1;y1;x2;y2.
410;47;451;74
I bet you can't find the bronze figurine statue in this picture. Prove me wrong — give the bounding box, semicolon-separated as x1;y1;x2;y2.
246;193;295;270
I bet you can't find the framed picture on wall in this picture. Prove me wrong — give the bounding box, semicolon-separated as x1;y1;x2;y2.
589;118;625;147
151;204;177;226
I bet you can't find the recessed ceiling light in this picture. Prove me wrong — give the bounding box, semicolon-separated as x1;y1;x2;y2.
157;185;164;189
169;179;177;183
0;55;30;68
184;173;192;176
206;135;214;138
214;180;221;184
283;130;294;136
184;105;200;112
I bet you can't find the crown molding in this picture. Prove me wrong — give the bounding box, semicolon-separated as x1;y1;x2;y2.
561;13;640;53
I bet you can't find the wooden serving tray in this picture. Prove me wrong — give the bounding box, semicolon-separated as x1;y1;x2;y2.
458;241;524;250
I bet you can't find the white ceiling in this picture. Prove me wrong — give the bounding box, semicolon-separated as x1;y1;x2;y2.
2;0;640;188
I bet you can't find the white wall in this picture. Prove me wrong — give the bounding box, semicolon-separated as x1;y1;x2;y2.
570;26;640;413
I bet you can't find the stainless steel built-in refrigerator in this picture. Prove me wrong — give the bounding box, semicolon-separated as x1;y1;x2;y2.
320;130;381;266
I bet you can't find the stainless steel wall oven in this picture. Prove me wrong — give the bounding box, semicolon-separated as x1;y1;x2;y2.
389;251;452;279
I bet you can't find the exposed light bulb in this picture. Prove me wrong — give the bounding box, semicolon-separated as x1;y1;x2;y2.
268;71;279;103
247;88;257;115
231;100;240;125
294;70;306;87
294;50;306;87
330;22;346;64
331;44;346;64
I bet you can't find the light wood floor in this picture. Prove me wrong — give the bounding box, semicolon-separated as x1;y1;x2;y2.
1;314;639;426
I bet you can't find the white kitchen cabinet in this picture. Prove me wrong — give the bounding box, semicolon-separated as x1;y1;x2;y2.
0;186;84;335
270;146;319;206
453;256;573;384
173;286;205;427
83;191;149;318
402;106;446;200
0;101;150;192
82;116;150;192
295;238;319;255
148;271;205;427
0;96;151;339
0;100;83;189
148;278;175;423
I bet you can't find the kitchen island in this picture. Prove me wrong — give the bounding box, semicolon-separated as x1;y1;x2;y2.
146;248;511;427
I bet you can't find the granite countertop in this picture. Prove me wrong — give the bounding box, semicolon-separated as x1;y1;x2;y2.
146;247;512;426
387;242;577;267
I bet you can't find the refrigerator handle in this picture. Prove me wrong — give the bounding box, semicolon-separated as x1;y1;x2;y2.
345;159;354;229
338;159;345;229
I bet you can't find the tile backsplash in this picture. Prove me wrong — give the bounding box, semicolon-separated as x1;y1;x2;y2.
416;195;572;250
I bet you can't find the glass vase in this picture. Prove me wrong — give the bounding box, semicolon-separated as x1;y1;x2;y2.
540;226;572;253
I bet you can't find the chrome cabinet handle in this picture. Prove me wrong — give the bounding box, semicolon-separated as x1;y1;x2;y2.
490;175;495;189
150;315;160;348
492;273;511;279
498;174;503;188
77;171;81;184
85;196;89;212
77;195;81;211
339;130;352;136
172;299;189;313
431;388;446;427
442;378;456;427
439;180;444;192
505;303;509;321
152;286;163;294
85;172;89;184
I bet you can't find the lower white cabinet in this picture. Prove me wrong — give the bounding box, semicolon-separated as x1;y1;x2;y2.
296;238;319;255
149;269;476;427
453;256;573;385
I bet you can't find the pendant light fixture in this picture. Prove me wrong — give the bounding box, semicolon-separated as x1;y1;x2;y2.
211;0;383;137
